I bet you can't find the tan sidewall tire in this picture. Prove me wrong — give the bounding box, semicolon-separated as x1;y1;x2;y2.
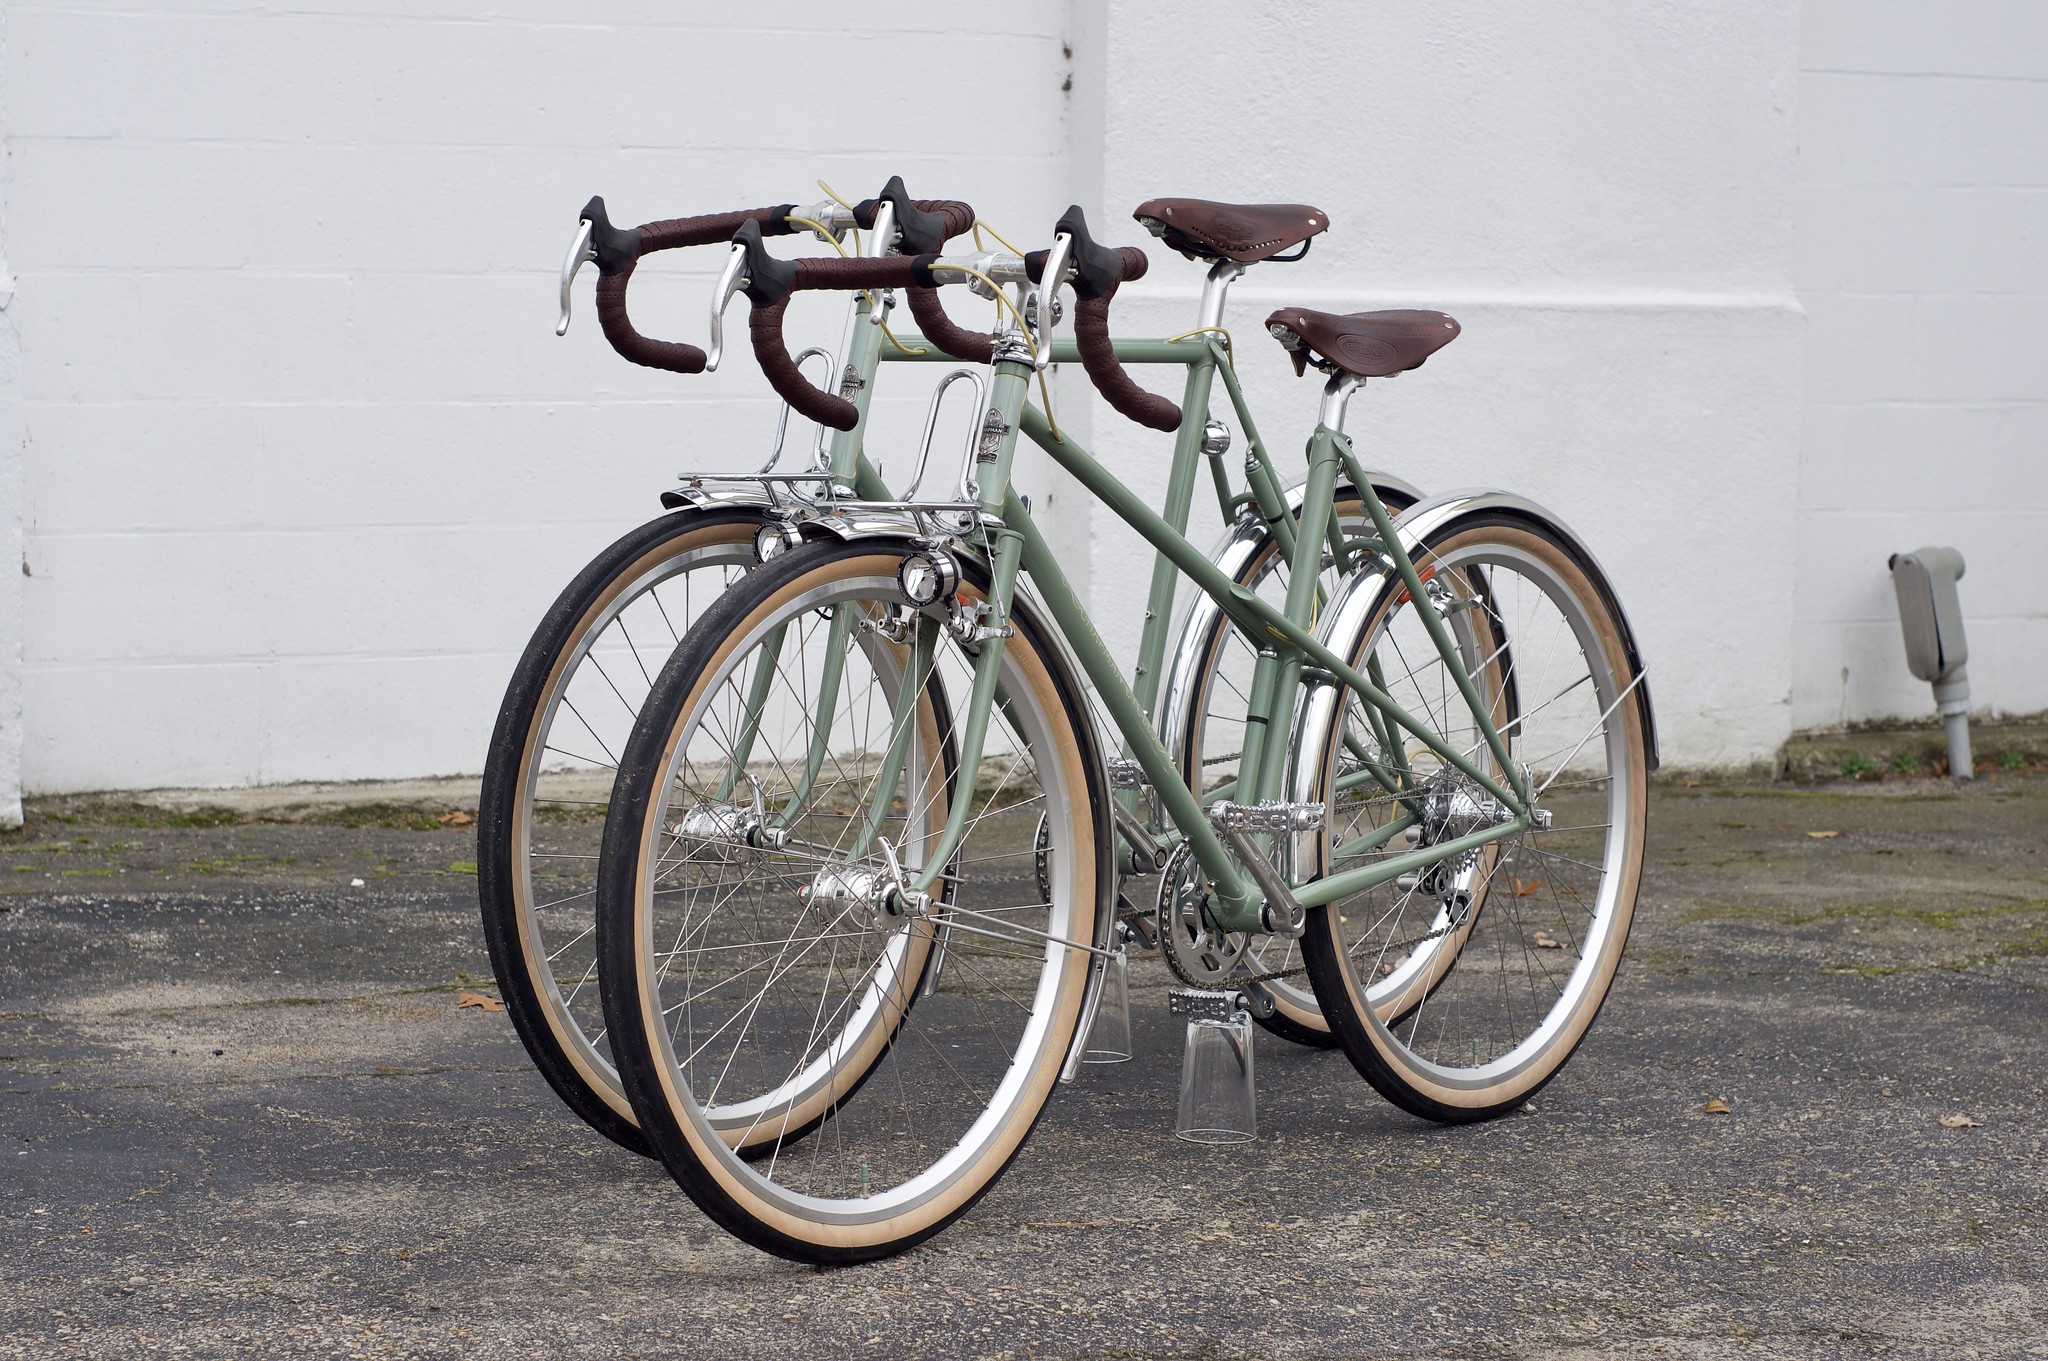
1304;521;1648;1119
609;547;1102;1260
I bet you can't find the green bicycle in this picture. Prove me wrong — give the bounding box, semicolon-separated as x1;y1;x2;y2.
590;204;1657;1261
479;182;1423;1156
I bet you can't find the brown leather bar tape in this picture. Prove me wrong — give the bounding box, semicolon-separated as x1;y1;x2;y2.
906;288;994;363
595;271;706;375
788;254;931;293
638;205;798;254
751;300;860;431
918;200;977;241
1073;246;1179;432
593;205;793;375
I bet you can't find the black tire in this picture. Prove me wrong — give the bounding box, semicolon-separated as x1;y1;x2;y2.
478;508;764;1156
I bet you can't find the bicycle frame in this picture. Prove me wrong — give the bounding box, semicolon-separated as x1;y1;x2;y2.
693;245;1531;939
842;329;1535;936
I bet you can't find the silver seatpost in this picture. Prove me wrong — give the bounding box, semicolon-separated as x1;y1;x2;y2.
1318;372;1365;433
1196;259;1246;332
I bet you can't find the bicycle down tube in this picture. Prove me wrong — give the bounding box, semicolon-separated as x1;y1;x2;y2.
692;220;1530;938
834;335;1532;937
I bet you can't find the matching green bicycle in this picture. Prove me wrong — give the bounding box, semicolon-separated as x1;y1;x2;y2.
484;179;1656;1264
480;180;1416;1151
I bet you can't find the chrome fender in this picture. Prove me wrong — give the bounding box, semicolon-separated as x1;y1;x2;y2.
1284;487;1659;860
1155;471;1425;776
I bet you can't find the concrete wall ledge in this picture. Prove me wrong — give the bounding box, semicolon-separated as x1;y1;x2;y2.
1778;712;2048;781
26;775;488;825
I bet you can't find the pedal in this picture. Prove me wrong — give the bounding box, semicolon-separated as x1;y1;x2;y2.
1206;800;1324;834
1168;987;1246;1022
1204;802;1316;937
1108;757;1150;791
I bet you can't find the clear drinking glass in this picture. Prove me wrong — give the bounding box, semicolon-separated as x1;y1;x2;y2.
1174;1006;1256;1143
1081;947;1133;1064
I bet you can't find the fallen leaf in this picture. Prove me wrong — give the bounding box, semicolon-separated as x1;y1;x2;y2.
456;991;503;1012
1807;830;1841;840
1531;930;1563;949
437;810;475;827
1512;877;1544;898
1939;1113;1982;1129
1702;1098;1732;1115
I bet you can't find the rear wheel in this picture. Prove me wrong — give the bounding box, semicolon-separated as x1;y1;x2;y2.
1300;515;1648;1121
597;540;1109;1263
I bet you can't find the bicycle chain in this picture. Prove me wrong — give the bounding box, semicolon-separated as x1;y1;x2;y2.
1123;797;1477;989
1128;887;1464;988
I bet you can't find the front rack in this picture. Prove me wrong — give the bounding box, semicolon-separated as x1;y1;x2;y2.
670;345;998;542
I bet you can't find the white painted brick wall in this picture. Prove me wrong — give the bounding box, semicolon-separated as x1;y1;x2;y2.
1072;1;1805;768
1793;0;2048;731
4;2;2042;794
6;2;1074;792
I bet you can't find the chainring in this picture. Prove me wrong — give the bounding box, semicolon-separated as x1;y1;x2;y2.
1155;840;1251;987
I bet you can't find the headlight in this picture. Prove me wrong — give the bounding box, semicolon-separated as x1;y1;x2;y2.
753;520;803;564
897;547;959;607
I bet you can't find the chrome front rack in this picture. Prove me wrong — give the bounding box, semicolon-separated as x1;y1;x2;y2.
901;367;989;503
673;352;1000;542
761;347;837;475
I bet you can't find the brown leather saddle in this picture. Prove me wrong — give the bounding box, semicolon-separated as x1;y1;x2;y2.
1265;307;1461;378
1132;197;1328;263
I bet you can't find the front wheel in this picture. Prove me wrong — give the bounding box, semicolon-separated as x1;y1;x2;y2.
596;539;1110;1263
1299;513;1649;1122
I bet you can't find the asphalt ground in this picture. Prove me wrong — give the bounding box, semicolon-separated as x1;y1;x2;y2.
2;773;2045;1359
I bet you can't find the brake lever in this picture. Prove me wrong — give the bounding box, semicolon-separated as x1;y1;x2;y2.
1031;231;1074;371
706;241;751;373
556;217;598;336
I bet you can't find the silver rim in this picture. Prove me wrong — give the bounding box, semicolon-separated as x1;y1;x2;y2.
1321;533;1636;1094
516;537;756;1107
631;567;1091;1225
